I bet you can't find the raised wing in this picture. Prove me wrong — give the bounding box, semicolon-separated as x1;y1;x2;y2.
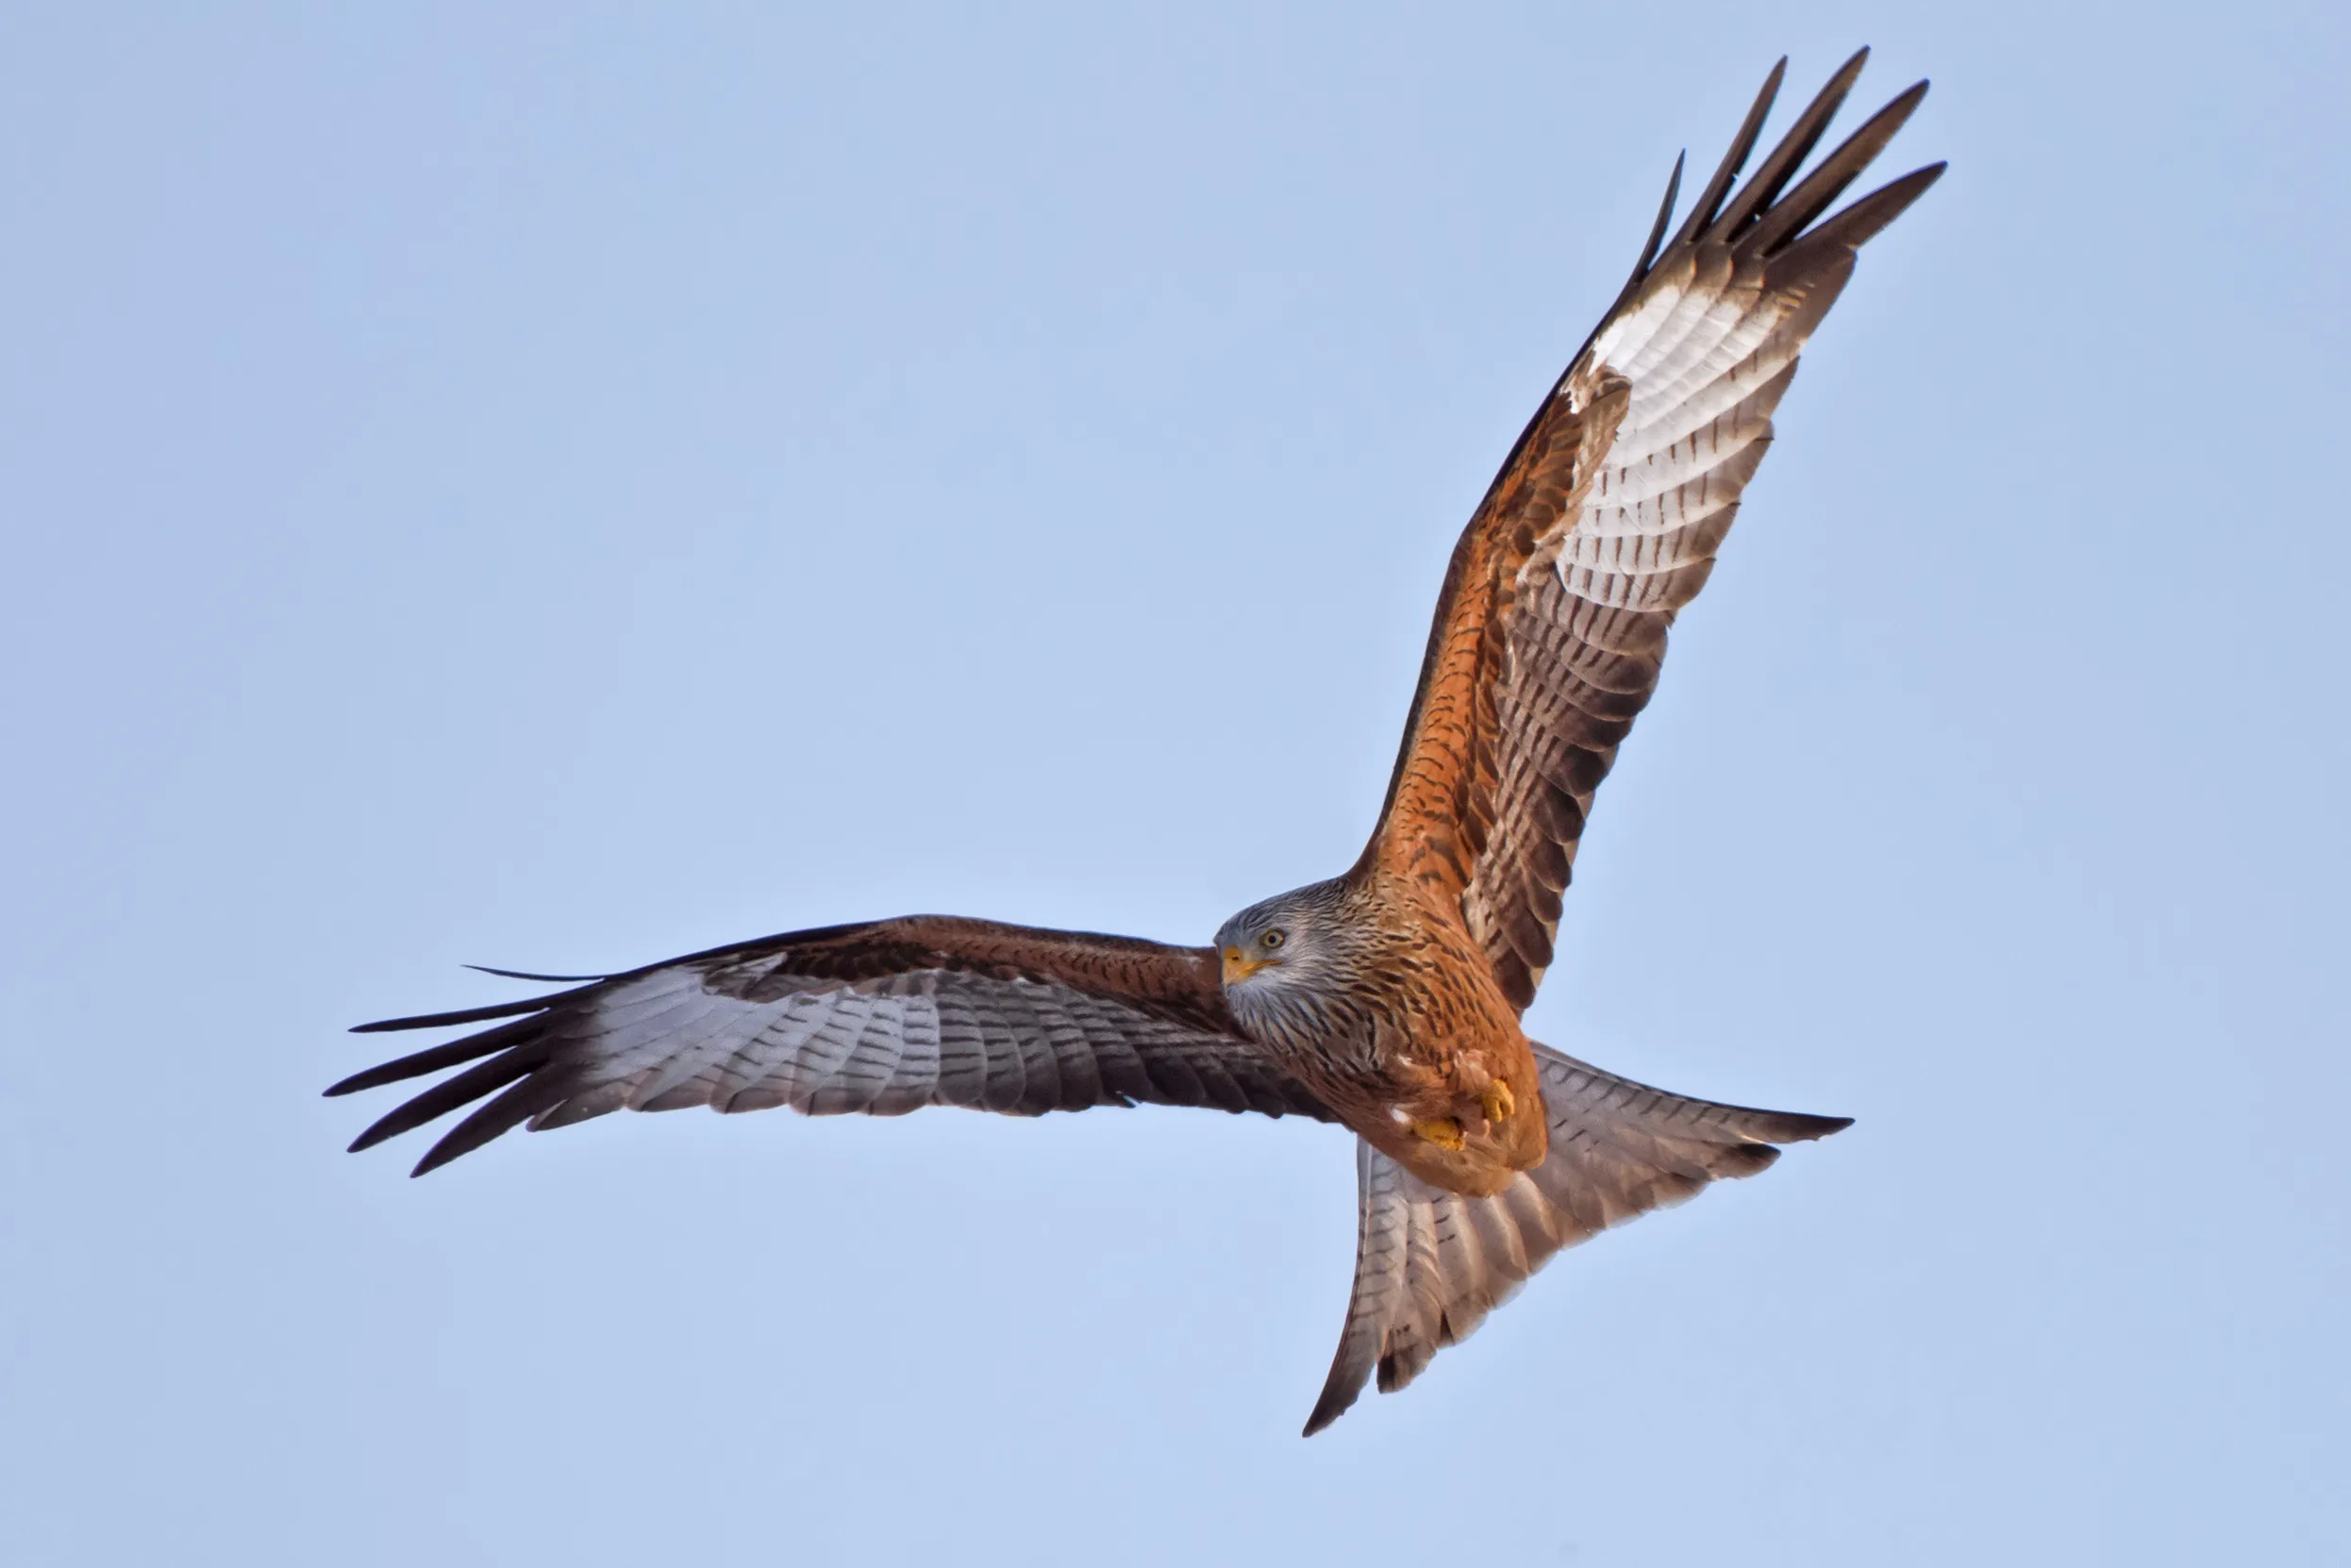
1361;52;1943;1008
328;915;1334;1176
1302;1043;1847;1434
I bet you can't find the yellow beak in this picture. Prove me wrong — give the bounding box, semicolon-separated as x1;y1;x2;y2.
1221;946;1270;984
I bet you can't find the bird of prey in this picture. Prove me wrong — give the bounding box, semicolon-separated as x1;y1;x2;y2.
330;51;1941;1436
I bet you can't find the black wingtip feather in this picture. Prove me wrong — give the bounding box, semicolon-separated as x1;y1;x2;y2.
344;1046;545;1153
1782;163;1944;263
351;995;560;1033
1673;55;1789;248
1746;79;1930;257
1630;150;1685;284
1703;47;1873;247
408;1073;574;1176
325;1015;549;1096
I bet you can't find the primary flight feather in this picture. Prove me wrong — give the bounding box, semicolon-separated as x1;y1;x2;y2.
331;51;1941;1435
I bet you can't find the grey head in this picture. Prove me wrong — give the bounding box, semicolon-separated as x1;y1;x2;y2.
1212;877;1356;1042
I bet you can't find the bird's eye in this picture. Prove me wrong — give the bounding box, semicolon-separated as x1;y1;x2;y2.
1261;928;1287;951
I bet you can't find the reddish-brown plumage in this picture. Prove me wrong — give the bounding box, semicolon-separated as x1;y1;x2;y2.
1310;876;1548;1197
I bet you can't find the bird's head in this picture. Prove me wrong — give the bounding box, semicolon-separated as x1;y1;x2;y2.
1213;879;1348;999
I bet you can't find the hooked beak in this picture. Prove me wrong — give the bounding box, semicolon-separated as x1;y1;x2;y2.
1221;946;1270;984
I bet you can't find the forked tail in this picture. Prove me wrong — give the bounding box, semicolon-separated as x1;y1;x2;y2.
1302;1043;1848;1435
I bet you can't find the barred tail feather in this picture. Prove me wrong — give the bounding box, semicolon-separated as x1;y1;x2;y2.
1302;1043;1847;1435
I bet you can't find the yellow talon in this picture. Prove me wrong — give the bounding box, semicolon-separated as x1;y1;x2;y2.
1410;1117;1466;1151
1481;1079;1515;1126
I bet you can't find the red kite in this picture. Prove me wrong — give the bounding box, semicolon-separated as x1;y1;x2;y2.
332;52;1940;1435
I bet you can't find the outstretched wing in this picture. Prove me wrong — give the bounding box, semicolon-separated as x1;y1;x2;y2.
1302;1043;1847;1435
329;915;1335;1176
1360;52;1943;1008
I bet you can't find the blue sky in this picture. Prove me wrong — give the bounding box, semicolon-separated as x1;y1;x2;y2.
4;4;2344;1563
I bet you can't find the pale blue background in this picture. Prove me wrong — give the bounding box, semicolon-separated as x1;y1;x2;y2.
4;4;2344;1563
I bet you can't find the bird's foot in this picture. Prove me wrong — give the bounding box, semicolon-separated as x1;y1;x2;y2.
1480;1078;1515;1127
1409;1117;1466;1151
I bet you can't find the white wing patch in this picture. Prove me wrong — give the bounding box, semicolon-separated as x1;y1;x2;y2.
1570;259;1829;585
540;970;973;1123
